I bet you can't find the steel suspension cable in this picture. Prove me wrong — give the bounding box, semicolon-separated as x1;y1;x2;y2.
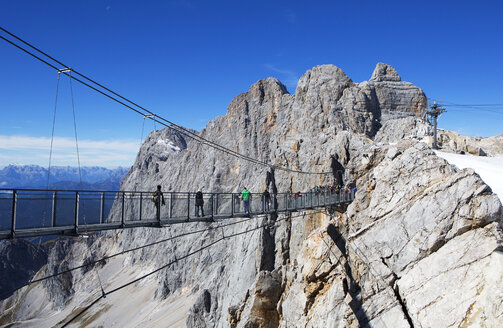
69;70;107;298
69;72;83;186
139;116;146;150
60;210;321;327
0;28;332;175
36;72;62;246
0;215;257;300
0;28;267;166
46;74;61;189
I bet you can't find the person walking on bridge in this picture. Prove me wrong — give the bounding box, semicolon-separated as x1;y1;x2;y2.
152;185;165;221
195;188;204;217
262;188;271;212
241;187;251;214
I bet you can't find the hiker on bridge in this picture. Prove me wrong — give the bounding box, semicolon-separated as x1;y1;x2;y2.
262;188;271;212
152;185;165;220
195;188;204;217
241;187;251;213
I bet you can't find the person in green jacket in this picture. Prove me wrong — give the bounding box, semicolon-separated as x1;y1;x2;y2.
241;187;251;213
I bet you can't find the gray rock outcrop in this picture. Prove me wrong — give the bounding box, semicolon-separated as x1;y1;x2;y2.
0;240;47;300
434;129;503;156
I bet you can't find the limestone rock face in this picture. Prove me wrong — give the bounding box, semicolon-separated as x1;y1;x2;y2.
373;116;431;144
1;63;502;328
397;223;503;327
0;240;47;300
231;270;283;328
369;63;427;119
344;140;502;326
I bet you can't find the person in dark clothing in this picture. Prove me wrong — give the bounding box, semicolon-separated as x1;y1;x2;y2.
262;188;271;212
195;188;204;217
152;185;165;220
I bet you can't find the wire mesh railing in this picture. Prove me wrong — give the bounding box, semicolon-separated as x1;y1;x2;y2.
0;188;355;239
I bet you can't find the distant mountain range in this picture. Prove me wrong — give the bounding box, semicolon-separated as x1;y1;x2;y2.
0;165;129;190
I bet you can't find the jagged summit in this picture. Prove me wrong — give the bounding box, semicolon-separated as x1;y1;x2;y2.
249;77;289;96
125;63;429;194
370;62;402;82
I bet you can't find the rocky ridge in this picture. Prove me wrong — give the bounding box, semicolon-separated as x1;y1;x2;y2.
0;63;502;327
0;165;129;189
434;129;503;156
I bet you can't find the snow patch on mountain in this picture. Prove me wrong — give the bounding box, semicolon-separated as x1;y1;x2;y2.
435;151;503;202
157;139;181;152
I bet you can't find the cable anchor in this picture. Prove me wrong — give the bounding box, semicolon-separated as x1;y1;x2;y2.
57;67;72;75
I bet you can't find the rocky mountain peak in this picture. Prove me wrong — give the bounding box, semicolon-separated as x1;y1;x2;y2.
295;64;353;99
225;77;289;118
370;62;402;82
249;77;289;97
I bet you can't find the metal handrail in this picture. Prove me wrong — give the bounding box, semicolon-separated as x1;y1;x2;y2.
0;188;356;239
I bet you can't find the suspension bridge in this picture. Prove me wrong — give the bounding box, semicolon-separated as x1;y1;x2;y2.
0;188;354;240
0;26;354;242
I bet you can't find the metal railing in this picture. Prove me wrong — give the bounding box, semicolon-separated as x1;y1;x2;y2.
0;188;355;239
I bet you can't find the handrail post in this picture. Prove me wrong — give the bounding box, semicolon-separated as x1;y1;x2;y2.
187;192;190;221
139;192;143;221
11;190;17;239
210;194;214;220
121;192;125;228
52;191;57;227
249;193;252;214
231;193;234;217
215;193;218;216
100;192;105;224
74;192;79;235
169;193;173;219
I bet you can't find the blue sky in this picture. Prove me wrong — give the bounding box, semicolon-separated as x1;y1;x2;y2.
0;0;502;168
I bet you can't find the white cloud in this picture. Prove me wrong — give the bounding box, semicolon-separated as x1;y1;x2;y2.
0;135;139;168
